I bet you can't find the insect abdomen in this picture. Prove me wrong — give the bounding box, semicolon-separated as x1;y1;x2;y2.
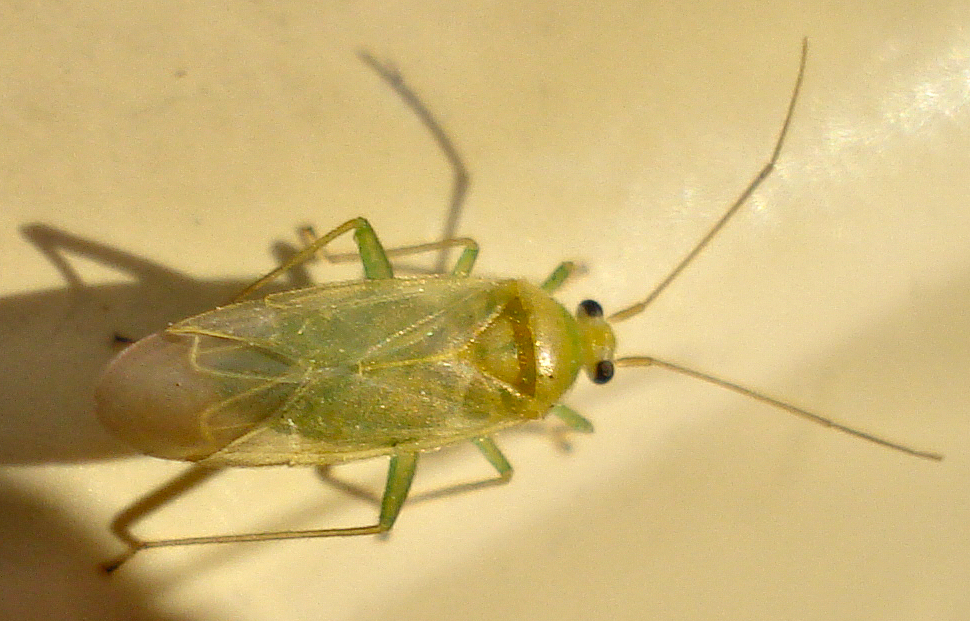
95;332;298;460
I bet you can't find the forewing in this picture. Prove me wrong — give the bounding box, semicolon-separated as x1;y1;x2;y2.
172;278;524;465
172;277;510;366
203;351;531;466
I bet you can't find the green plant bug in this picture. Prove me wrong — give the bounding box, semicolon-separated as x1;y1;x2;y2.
96;39;941;573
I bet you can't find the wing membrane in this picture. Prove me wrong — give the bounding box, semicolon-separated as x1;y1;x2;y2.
172;278;530;465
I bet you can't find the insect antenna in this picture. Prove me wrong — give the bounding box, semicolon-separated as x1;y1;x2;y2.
609;38;807;324
613;356;943;461
605;39;942;461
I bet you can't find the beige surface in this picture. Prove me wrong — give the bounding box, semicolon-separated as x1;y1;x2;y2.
0;2;967;620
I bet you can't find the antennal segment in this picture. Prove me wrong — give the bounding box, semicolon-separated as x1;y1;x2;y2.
614;355;943;461
610;38;809;323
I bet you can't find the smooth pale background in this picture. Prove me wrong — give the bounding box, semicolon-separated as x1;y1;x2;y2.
0;1;967;620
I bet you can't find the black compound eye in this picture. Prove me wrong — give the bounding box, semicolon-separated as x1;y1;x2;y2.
578;299;603;318
592;360;614;384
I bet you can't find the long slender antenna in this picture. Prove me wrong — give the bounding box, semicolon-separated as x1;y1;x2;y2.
357;52;470;274
610;38;808;323
615;356;943;461
606;40;941;461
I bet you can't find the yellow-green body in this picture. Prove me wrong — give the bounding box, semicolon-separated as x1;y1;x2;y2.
98;276;587;467
96;218;614;571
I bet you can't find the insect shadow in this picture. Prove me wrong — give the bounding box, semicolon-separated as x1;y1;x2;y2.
0;223;304;464
0;471;191;621
3;50;467;467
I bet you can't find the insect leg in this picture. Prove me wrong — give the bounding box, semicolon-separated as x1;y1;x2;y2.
102;453;420;573
102;465;222;573
233;217;393;301
358;51;469;274
314;235;480;277
375;238;478;277
540;261;582;293
549;404;595;433
318;440;513;509
471;437;513;482
371;450;422;531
